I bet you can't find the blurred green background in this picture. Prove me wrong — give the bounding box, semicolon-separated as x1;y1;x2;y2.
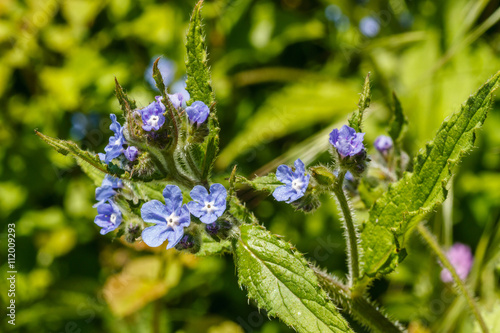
1;0;499;332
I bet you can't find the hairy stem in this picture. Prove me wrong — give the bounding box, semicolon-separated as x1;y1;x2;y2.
333;170;360;285
313;267;404;333
417;223;489;333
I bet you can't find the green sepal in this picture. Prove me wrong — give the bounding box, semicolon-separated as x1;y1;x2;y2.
310;165;337;188
234;223;353;333
237;173;282;193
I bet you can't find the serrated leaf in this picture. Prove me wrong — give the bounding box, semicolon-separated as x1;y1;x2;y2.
348;73;371;133
234;223;353;333
185;0;214;107
115;77;137;117
388;92;407;143
360;71;500;278
36;131;110;176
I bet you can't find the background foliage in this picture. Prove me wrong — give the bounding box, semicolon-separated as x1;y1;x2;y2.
1;0;499;332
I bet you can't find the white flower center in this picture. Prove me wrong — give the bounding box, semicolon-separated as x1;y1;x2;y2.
292;178;304;191
110;214;117;224
149;115;159;127
166;213;180;229
202;201;216;215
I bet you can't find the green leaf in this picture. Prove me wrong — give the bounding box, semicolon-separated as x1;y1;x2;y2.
36;130;110;176
115;77;137;118
185;0;214;107
201;133;218;180
348;73;371;133
36;131;168;202
234;223;353;333
388;92;408;143
359;71;500;278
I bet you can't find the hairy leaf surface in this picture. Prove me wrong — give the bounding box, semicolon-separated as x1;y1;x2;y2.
234;223;353;333
360;71;500;278
185;0;214;107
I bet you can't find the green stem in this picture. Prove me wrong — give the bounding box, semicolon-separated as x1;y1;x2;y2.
313;267;403;333
417;223;489;333
332;170;360;285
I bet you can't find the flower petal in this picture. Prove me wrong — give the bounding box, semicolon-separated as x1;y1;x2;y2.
142;224;170;247
272;185;296;202
190;185;209;202
187;201;205;218
210;183;227;207
166;227;185;249
294;158;305;175
163;185;184;212
276;165;293;184
141;200;168;224
177;205;191;228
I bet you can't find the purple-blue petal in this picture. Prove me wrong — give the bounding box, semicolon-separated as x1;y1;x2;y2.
293;159;305;175
272;185;297;202
124;146;139;161
141;200;169;224
142;224;170;247
166;227;185;250
276;165;294;184
186;101;209;125
163;185;184;212
95;186;116;202
187;201;205;218
190;185;209;202
210;183;227;207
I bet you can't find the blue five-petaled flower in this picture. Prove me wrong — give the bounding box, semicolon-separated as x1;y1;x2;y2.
141;96;166;131
94;200;122;235
102;114;126;164
186;101;210;126
187;184;227;224
141;185;191;249
329;125;365;158
93;174;123;208
273;159;310;203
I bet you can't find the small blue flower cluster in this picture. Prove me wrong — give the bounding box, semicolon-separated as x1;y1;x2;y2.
98;97;211;167
272;125;367;203
93;175;124;235
141;183;227;249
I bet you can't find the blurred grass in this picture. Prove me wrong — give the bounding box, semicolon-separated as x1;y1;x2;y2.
0;0;499;332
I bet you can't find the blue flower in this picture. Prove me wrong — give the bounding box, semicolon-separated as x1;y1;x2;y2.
93;174;123;207
186;101;209;126
140;96;166;131
141;185;191;249
168;93;184;109
329;125;365;158
103;114;126;164
374;135;393;154
124;146;139;161
94;200;122;235
171;77;190;104
273;159;310;203
187;184;227;224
